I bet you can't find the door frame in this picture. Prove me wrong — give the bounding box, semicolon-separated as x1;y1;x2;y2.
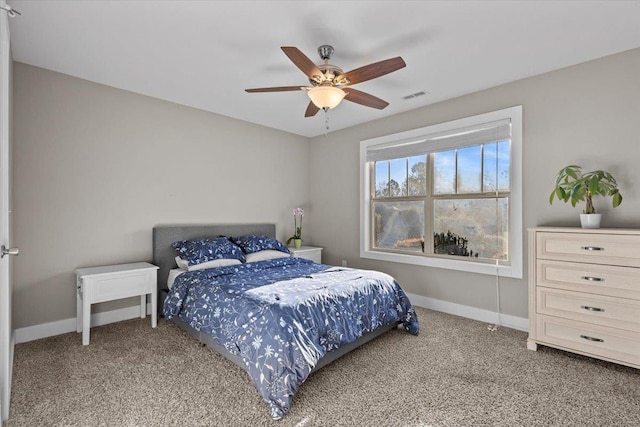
0;0;12;421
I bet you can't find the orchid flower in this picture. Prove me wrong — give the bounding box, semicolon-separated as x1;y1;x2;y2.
286;207;305;244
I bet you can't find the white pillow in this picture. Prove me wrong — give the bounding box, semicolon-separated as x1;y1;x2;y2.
175;256;189;270
175;256;241;271
245;250;291;263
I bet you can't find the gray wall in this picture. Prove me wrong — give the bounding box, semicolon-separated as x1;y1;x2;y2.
11;47;640;330
309;47;640;319
12;62;310;329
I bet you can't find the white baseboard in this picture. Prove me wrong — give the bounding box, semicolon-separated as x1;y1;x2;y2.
406;293;529;332
14;303;153;344
14;295;528;344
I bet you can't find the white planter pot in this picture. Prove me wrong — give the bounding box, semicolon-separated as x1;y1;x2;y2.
580;213;602;229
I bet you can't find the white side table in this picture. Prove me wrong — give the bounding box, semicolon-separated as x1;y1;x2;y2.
75;262;158;345
290;246;323;263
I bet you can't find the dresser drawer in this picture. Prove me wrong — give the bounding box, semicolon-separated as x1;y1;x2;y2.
537;259;640;300
86;270;154;304
537;232;640;267
536;315;640;367
537;287;640;331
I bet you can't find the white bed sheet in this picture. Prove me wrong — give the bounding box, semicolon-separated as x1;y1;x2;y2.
167;268;185;289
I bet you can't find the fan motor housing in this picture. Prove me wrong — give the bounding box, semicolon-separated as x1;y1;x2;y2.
310;45;348;86
310;64;346;86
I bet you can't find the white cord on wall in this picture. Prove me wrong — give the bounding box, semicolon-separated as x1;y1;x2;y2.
487;259;501;332
487;139;502;332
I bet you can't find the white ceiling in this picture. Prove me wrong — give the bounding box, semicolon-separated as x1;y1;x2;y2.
8;1;640;137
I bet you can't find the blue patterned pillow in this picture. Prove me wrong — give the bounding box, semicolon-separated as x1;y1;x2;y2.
171;237;245;266
231;234;290;255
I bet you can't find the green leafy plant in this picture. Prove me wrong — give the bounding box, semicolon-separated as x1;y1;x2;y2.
549;165;623;214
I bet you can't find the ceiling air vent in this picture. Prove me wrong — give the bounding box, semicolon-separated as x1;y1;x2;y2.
402;90;429;101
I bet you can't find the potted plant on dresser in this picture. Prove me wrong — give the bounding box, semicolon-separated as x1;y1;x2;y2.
549;165;623;228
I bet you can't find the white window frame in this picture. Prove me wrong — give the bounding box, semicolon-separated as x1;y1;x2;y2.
360;106;523;279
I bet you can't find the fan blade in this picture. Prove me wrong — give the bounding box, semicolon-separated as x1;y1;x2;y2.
305;101;320;117
343;88;389;110
281;47;324;81
245;86;305;93
337;57;406;86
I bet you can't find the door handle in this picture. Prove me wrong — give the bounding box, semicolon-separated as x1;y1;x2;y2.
1;245;19;258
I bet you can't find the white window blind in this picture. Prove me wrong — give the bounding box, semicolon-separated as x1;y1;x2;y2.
366;119;511;162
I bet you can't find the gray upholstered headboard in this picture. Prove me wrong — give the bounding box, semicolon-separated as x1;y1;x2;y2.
152;223;276;309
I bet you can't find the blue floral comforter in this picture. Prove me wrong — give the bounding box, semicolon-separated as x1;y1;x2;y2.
164;257;419;419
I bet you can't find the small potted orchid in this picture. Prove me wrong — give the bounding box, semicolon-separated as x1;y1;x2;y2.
286;207;304;248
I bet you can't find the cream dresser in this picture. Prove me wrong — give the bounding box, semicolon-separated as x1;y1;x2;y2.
527;227;640;369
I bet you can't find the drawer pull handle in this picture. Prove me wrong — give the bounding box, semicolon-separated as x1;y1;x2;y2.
580;334;604;343
581;305;604;312
581;276;604;282
581;246;604;251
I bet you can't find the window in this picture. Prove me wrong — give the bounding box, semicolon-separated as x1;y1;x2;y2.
360;106;522;278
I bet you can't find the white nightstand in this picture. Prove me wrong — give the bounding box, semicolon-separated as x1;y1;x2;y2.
75;262;158;345
290;246;323;263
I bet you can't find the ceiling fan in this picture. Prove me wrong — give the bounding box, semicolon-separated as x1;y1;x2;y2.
245;45;406;117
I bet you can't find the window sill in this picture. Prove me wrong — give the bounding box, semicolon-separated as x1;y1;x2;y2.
360;249;522;278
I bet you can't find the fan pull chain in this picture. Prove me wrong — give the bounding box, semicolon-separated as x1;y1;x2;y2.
324;107;330;135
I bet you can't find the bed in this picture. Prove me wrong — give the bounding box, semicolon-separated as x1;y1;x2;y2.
153;223;419;420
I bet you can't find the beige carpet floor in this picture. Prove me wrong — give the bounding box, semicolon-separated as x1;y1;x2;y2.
6;307;640;427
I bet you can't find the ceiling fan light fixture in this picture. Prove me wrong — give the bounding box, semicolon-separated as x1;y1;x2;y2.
307;86;345;110
246;46;406;117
